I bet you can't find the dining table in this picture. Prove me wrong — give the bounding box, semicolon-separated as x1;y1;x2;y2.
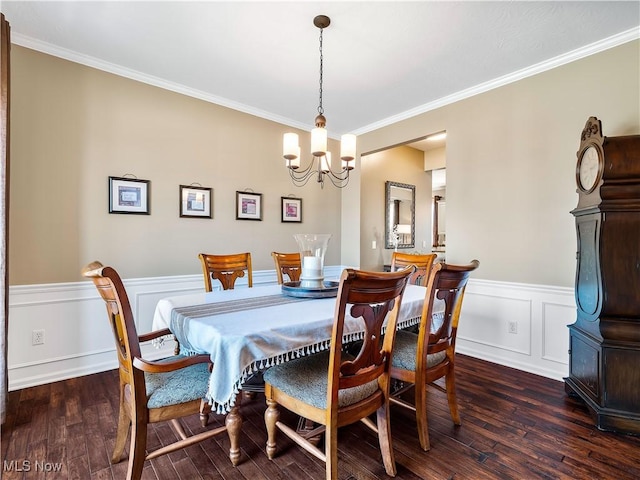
151;281;436;465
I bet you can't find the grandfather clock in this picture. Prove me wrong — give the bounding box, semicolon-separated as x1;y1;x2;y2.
565;116;640;434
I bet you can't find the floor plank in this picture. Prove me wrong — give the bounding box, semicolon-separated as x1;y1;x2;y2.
2;354;639;479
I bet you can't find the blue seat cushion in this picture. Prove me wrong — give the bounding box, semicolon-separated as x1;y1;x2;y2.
391;330;447;372
144;355;210;409
263;351;379;410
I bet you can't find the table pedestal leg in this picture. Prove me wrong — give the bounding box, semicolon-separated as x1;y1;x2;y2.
226;395;242;466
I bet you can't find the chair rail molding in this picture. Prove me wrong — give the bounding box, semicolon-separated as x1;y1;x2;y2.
7;270;574;391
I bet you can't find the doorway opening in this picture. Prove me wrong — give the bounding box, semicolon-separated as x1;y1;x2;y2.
359;131;446;270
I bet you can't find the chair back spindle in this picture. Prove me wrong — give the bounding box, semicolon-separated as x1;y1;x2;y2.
390;252;437;286
198;252;253;291
271;252;301;284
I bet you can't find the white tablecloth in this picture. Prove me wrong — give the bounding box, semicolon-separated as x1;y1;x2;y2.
152;283;429;413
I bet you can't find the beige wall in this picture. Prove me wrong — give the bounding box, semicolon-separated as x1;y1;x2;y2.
360;146;431;271
424;146;446;171
9;46;345;285
10;40;640;288
357;40;640;287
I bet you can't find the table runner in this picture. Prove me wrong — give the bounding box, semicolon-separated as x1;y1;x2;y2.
170;294;310;353
152;284;430;414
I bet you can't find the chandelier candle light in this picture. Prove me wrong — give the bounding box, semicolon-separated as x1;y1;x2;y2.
283;15;356;188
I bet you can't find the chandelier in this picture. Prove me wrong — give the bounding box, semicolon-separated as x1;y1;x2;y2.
283;15;356;188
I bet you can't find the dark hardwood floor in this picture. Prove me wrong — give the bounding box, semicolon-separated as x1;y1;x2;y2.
2;354;640;479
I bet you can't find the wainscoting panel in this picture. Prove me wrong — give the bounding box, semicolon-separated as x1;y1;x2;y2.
8;269;574;390
456;279;575;381
541;301;574;364
458;292;533;355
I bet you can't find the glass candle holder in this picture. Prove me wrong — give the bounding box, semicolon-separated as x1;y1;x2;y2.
293;233;332;289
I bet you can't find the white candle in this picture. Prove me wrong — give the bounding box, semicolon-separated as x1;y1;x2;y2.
302;256;322;278
311;127;327;157
283;133;299;160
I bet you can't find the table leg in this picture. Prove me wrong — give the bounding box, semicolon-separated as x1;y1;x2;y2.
226;394;242;466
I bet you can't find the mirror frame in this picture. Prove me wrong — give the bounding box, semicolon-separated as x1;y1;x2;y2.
432;195;446;248
385;181;415;249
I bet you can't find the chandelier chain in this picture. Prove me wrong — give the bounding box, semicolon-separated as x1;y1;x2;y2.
318;27;324;115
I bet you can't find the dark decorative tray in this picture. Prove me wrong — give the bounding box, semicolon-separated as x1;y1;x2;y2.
281;281;340;298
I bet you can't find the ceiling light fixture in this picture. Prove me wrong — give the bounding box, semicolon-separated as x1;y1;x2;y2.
283;15;356;188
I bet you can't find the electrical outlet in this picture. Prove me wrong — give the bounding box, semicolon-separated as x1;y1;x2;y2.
32;329;45;345
508;321;518;334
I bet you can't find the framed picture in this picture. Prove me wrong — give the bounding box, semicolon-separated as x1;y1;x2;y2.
281;197;302;223
236;191;262;221
179;185;212;218
108;176;150;214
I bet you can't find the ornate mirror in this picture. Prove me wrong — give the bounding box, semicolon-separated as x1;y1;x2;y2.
385;181;415;249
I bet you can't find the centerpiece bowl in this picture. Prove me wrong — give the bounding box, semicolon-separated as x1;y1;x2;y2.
282;233;338;298
281;280;339;298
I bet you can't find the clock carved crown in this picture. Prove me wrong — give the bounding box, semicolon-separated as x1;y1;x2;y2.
581;117;602;143
574;116;640;211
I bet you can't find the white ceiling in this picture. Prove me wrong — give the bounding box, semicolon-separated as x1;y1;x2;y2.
3;1;639;141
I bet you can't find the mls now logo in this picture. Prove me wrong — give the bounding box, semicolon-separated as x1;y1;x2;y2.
3;460;63;472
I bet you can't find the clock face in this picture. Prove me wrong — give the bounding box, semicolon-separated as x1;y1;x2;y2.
578;145;601;191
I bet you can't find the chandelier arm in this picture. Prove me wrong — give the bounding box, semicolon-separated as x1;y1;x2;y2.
291;157;315;177
290;159;350;188
290;168;316;182
289;168;315;187
289;158;321;186
325;166;349;181
324;171;350;189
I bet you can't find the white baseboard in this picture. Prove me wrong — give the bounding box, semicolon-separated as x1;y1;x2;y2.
7;267;574;390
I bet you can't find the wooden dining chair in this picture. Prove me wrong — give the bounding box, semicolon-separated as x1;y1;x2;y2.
82;261;230;480
264;266;414;479
271;251;301;284
390;251;437;286
198;252;262;399
390;259;480;451
198;252;252;291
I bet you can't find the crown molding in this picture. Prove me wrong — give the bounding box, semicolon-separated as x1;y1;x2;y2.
12;26;639;138
352;27;640;136
11;32;312;133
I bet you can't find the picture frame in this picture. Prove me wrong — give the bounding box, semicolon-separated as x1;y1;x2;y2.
281;196;302;223
236;191;262;221
179;185;212;218
108;176;150;214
